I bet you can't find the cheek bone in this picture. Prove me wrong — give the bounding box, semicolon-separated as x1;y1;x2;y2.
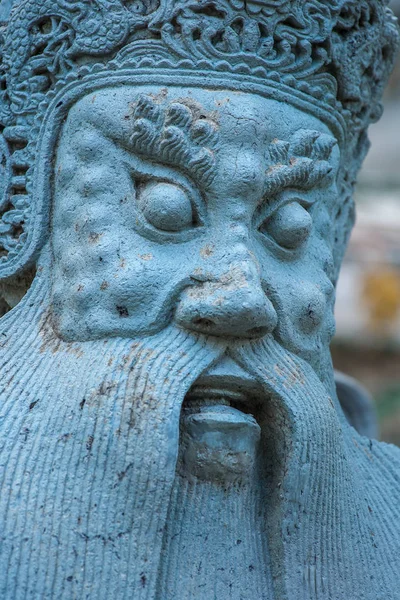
294;282;328;334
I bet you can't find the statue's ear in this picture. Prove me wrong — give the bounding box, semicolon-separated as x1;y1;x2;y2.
335;370;378;440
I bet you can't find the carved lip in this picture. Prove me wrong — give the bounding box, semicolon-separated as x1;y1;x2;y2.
184;355;262;414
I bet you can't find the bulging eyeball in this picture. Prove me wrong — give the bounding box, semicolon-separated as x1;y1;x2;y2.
137;181;194;232
261;202;312;250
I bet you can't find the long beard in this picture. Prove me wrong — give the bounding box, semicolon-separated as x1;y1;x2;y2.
0;265;383;600
159;338;381;600
233;339;380;600
0;267;225;599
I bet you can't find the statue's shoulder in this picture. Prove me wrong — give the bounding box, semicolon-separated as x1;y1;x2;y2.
373;436;400;471
354;433;400;507
335;371;378;439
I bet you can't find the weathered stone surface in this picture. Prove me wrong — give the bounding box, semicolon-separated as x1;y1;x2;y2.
0;0;12;22
0;1;399;598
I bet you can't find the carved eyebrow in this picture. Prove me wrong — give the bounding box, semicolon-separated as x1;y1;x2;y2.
264;130;338;196
129;94;219;190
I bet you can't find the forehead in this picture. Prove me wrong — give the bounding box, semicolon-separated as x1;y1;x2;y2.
64;85;336;148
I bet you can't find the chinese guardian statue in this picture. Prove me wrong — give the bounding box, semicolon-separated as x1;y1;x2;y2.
0;1;398;599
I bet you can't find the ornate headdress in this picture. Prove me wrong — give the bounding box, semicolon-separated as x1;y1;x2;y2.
0;0;398;280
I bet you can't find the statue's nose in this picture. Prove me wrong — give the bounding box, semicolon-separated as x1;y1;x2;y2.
175;261;277;339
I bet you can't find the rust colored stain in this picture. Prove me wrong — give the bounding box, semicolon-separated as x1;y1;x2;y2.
88;232;104;244
200;244;215;258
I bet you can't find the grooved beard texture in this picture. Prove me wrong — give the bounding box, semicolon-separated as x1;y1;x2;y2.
0;266;223;599
1;265;400;599
158;461;274;599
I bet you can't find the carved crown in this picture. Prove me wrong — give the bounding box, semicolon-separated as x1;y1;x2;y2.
0;0;398;279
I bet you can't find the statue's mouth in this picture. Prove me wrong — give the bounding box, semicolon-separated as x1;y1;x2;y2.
180;355;263;480
182;354;263;424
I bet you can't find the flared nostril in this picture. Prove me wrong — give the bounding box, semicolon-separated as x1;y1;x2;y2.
176;267;278;339
247;326;270;338
192;317;215;329
180;307;275;339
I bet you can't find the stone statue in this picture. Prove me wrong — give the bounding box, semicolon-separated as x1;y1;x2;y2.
0;1;398;598
0;0;12;23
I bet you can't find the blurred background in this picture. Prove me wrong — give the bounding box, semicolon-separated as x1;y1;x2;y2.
0;0;399;442
333;0;400;444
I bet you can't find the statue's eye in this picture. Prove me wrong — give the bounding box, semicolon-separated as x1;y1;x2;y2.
137;181;195;232
259;201;312;250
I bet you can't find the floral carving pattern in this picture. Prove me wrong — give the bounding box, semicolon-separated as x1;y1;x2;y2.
2;0;397;117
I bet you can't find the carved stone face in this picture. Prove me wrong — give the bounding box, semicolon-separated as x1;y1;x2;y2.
51;85;339;373
4;82;394;600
